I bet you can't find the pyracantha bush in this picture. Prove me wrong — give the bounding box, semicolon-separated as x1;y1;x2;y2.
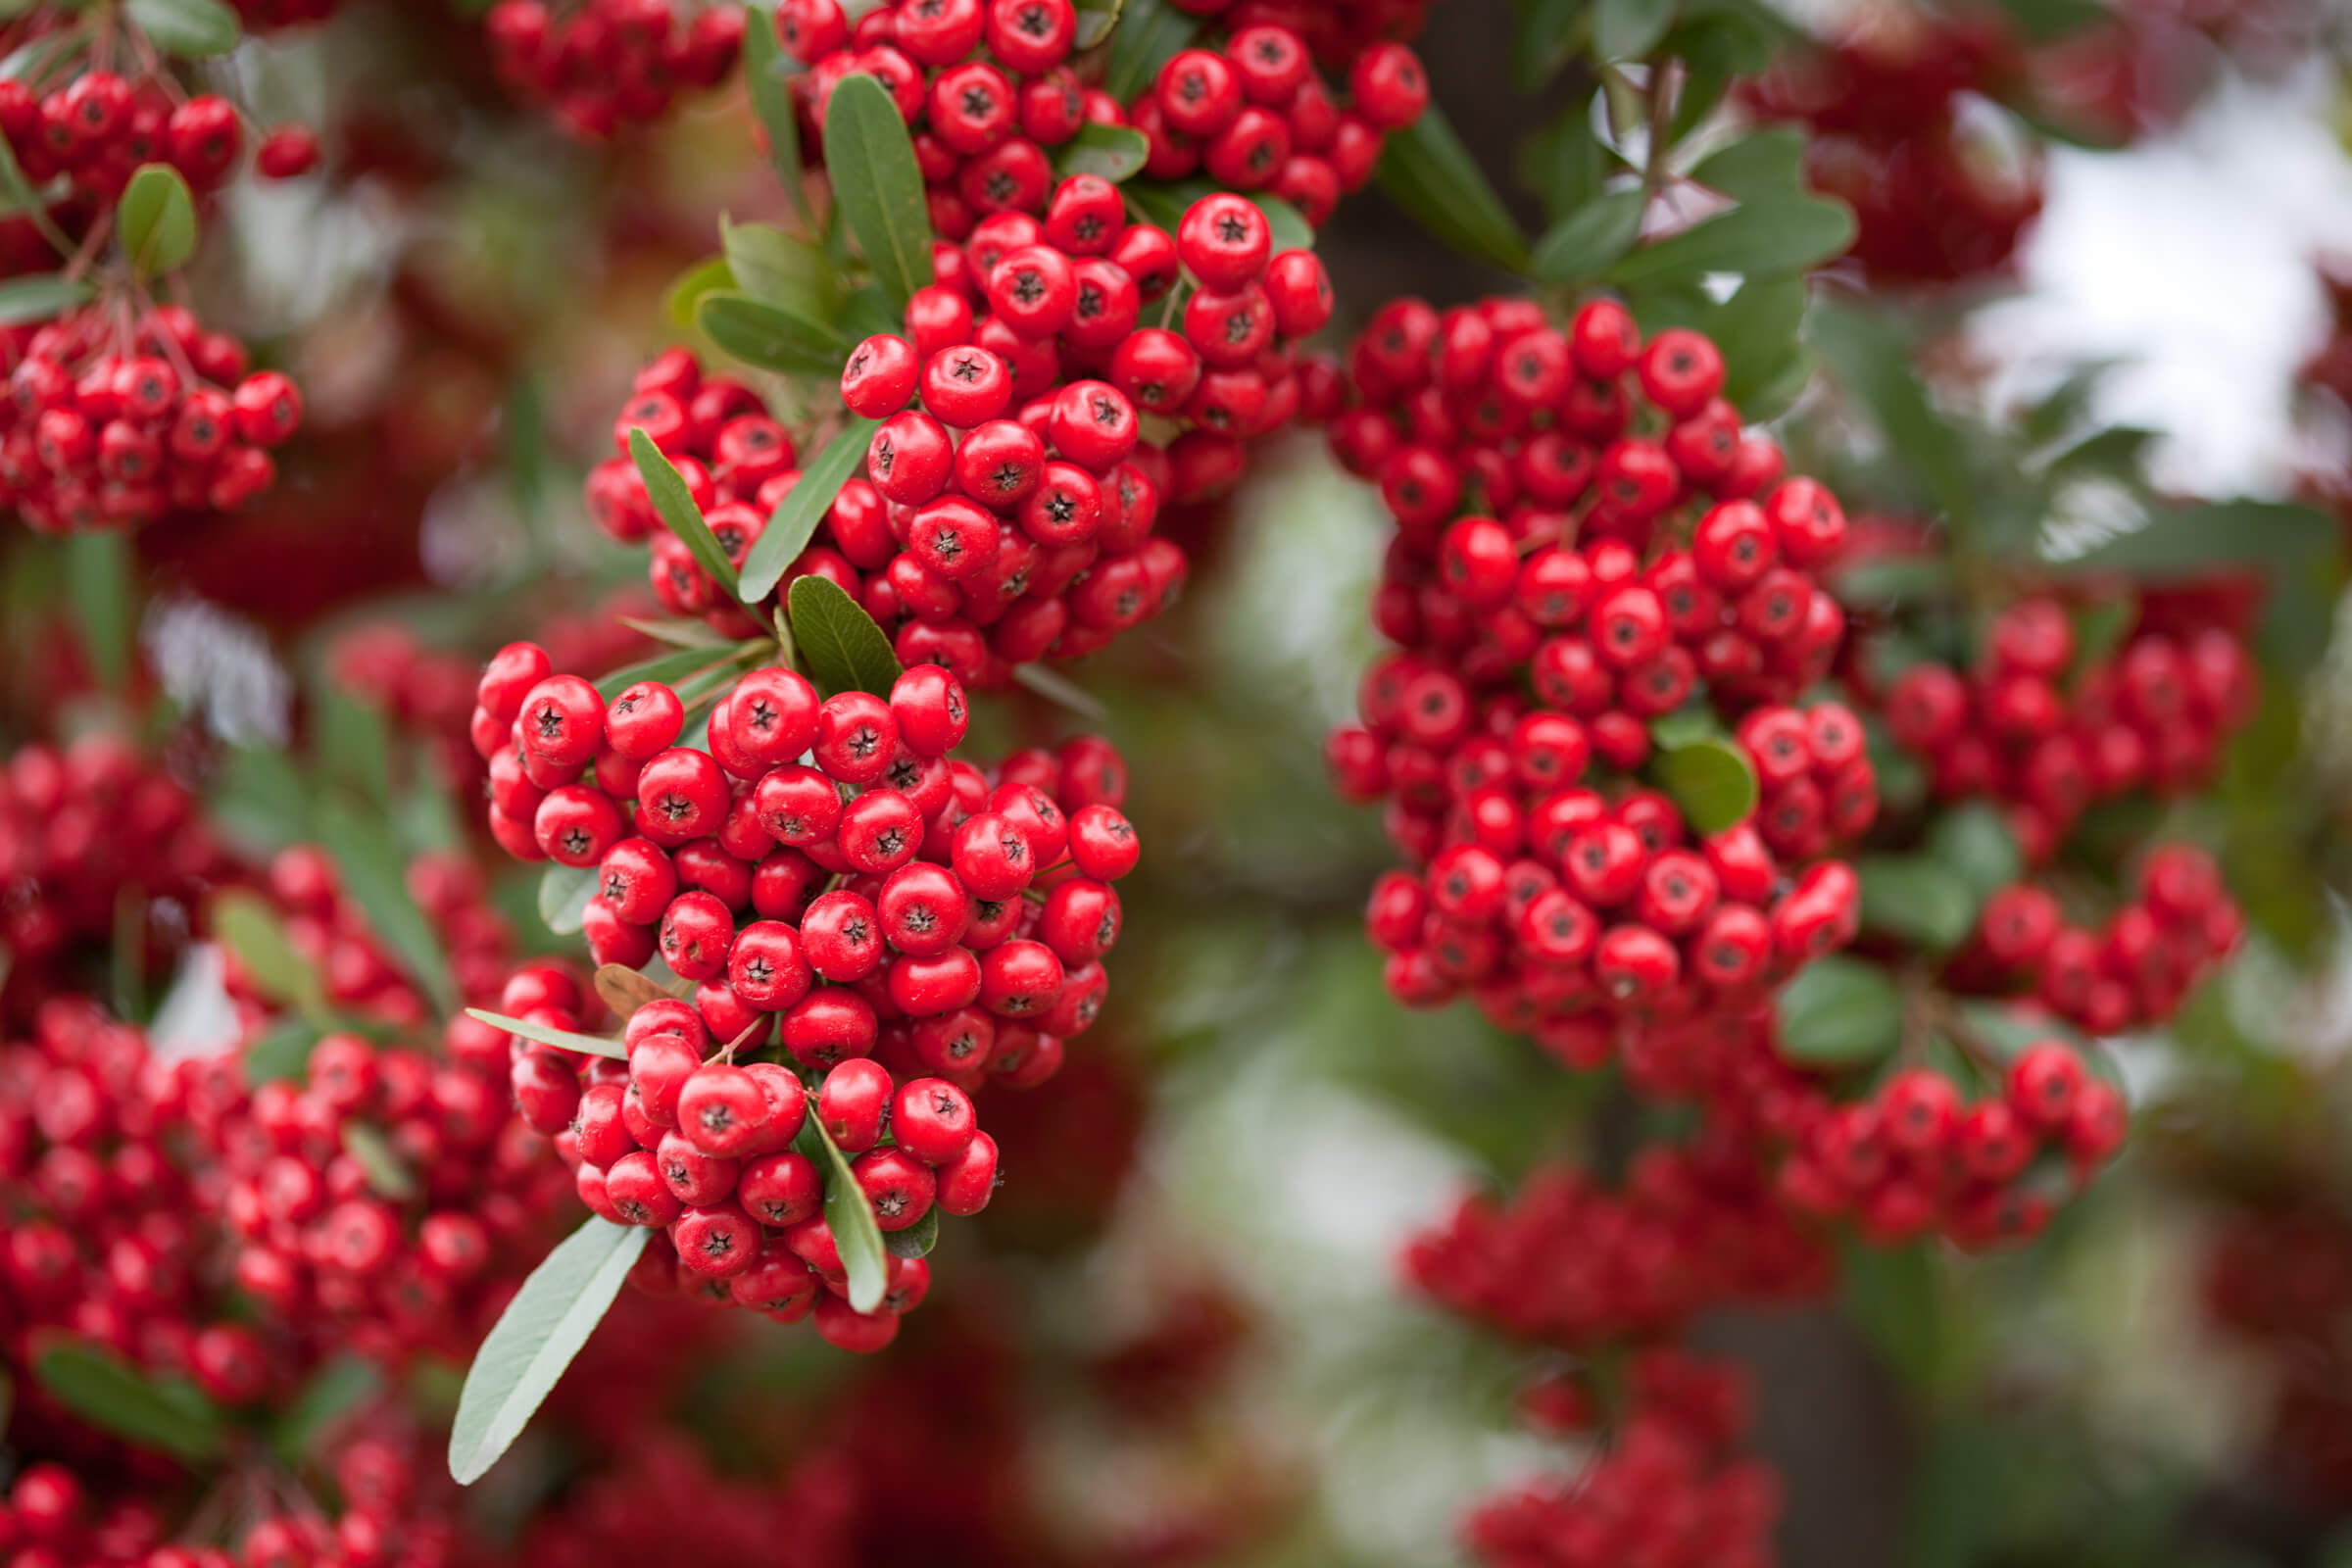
483;0;746;140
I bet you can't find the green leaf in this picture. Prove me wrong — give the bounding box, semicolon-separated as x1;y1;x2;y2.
628;427;743;603
214;888;331;1026
1104;0;1198;100
1924;803;2023;906
463;1008;628;1060
1053;122;1150;183
270;1357;380;1468
787;573;904;697
1648;734;1758;835
696;289;850;377
1605;189;1854;285
1774;956;1903;1067
448;1217;648;1484
1529;187;1644;284
209;743;315;854
1707;274;1809;410
342;1122;417;1200
1073;0;1123;47
618;615;732;650
61;529;131;690
1690;126;1805;200
883;1203;940;1259
1010;662;1108;720
741;416;881;603
538;863;598;937
316;688;393;810
823;74;936;314
240;1018;319;1084
1856;855;1980;953
318;794;459;1017
124;0;241;57
1376;102;1532;272
1810;303;1979;540
32;1340;224;1464
116;164;198;278
804;1120;890;1313
396;744;466;858
742;7;812;226
0;272;93;324
1516;0;1592;88
1594;0;1675;60
595;644;741;704
664;256;734;331
718;217;840;316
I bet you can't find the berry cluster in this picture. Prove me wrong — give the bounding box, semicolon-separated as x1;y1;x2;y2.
483;0;746;141
1126;29;1429;225
0;733;226;1022
1321;299;1865;1035
1954;845;2241;1035
1465;1349;1782;1568
1;303;303;532
1883;600;2257;860
2201;1200;2352;1507
1740;10;2042;284
1160;1;1441;66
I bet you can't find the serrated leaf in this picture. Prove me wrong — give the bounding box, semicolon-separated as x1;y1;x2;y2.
883;1203;940;1259
787;573;904;697
1074;0;1123;47
1924;804;2023;906
1376;102;1532;272
125;0;241;57
537;864;598;936
1594;0;1675;60
213;888;331;1026
0;272;91;325
61;529;130;690
1104;0;1198;100
1774;956;1903;1067
743;7;813;226
742;417;880;603
1530;187;1644;284
318;795;458;1017
32;1340;224;1463
824;74;935;314
628;427;744;603
342;1122;417;1201
1648;735;1758;835
448;1217;648;1484
697;289;849;377
664;256;734;331
803;1120;889;1313
270;1357;379;1468
1054;122;1149;183
241;1017;319;1084
117;164;198;278
465;1008;628;1060
1857;855;1980;953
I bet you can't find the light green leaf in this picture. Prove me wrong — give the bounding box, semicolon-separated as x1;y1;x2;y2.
804;1120;890;1313
538;863;598;937
318;795;459;1016
213;889;331;1026
1648;734;1758;835
1104;0;1198;100
823;74;936;313
665;256;735;331
241;1018;319;1084
448;1217;648;1484
463;1008;628;1061
787;572;904;698
743;7;813;225
316;687;393;810
718;216;840;315
696;289;849;377
0;273;91;324
33;1340;224;1464
1594;0;1675;60
124;0;241;58
117;164;198;278
342;1123;417;1201
1857;855;1980;953
1074;0;1123;49
1053;122;1150;183
1774;956;1903;1067
1530;187;1644;284
628;427;744;603
1925;803;2024;906
61;529;131;690
1605;190;1854;285
742;416;880;603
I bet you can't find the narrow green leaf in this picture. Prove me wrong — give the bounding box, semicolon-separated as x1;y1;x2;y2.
210;745;317;856
1073;0;1122;46
883;1203;940;1260
0;272;93;324
1053;122;1150;183
60;529;131;690
241;1017;319;1084
1810;304;1979;540
1104;0;1198;100
318;795;459;1017
124;0;241;57
741;417;880;603
743;7;813;225
464;1008;628;1060
823;74;936;313
1011;662;1108;720
1594;0;1675;60
538;863;599;937
32;1340;224;1463
718;216;840;315
117;164;198;278
1773;955;1903;1067
1690;126;1806;200
788;573;904;697
1857;855;1980;953
1648;735;1758;835
317;688;393;810
1516;0;1592;88
1925;804;2023;907
696;289;849;376
214;888;332;1026
397;743;467;858
1375;102;1532;272
664;256;735;331
595;644;741;704
342;1123;417;1201
1530;187;1645;284
1605;191;1854;285
270;1357;380;1468
448;1217;648;1484
619;615;733;650
805;1120;890;1313
628;427;743;602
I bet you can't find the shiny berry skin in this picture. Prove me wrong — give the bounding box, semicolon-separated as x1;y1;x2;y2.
812;691;899;786
841;333;919;416
723;667;822;768
677;1063;770;1158
939;1129;1000;1215
817;1057;893;1152
518;674;604;768
607;680;685;758
853;1147;937;1230
727;918;815;1012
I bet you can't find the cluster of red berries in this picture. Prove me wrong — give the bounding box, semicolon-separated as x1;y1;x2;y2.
1;303;303;532
2200;1200;2352;1507
483;0;746;141
1882;601;2258;861
1954;845;2241;1036
0;733;226;1021
1465;1349;1782;1568
1159;1;1441;66
1740;10;2042;284
1125;27;1428;224
1403;1146;1827;1350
